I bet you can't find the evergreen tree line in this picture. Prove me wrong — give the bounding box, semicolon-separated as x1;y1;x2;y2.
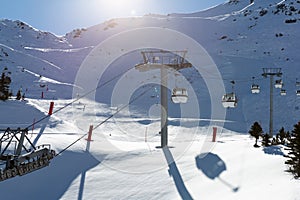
248;122;291;147
0;67;25;101
0;68;12;100
249;121;300;179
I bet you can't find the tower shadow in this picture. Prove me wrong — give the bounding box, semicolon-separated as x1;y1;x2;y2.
33;118;49;146
163;147;193;200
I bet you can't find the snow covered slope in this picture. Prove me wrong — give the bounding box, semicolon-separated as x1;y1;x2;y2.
0;0;300;199
0;99;299;199
1;0;300;133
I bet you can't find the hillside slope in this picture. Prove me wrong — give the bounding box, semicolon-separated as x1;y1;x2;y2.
0;0;300;199
0;0;299;132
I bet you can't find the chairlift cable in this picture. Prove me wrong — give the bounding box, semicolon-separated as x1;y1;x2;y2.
55;133;87;156
55;83;158;156
23;63;166;156
24;66;134;130
56;70;170;156
20;59;298;155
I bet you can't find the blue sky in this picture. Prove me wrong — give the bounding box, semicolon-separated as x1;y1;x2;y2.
0;0;225;35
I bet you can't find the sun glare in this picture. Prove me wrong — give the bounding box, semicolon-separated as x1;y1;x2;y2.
99;0;139;17
130;9;136;16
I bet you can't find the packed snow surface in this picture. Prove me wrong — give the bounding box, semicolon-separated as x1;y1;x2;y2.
0;99;299;199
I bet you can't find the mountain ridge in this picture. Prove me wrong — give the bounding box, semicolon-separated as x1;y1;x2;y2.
0;0;299;133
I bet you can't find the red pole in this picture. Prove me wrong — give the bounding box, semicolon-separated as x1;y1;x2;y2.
48;101;54;115
212;127;217;142
86;125;94;141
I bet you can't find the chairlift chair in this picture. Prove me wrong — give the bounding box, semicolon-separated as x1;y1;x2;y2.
251;84;260;94
296;90;300;96
222;92;237;108
0;128;55;182
154;56;160;63
280;89;287;96
171;88;188;104
275;79;283;89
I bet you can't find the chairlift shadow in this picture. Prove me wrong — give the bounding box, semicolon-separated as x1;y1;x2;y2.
195;152;239;192
0;151;104;200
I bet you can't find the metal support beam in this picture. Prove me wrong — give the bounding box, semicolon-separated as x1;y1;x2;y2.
16;129;26;156
161;66;168;147
269;75;274;137
262;68;282;137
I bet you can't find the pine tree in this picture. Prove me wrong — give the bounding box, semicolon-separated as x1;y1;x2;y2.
0;71;12;101
286;131;291;140
285;122;300;179
249;121;263;147
16;89;22;100
278;127;287;145
262;133;271;147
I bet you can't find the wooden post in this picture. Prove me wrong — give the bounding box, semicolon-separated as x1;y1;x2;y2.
86;125;94;141
212;127;217;142
41;91;44;99
48;101;54;115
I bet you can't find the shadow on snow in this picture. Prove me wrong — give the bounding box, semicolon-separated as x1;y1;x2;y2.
195;152;239;192
0;150;104;200
163;147;193;200
263;145;284;156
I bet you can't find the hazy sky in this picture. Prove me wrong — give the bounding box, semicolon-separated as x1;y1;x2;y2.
0;0;225;35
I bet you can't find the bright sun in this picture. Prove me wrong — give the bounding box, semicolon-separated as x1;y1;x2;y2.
130;9;136;15
98;0;139;17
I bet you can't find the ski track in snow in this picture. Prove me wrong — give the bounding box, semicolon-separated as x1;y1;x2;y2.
21;67;82;89
0;43;62;70
23;46;94;53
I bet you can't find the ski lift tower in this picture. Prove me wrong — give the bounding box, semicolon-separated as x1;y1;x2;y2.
135;50;192;147
262;68;282;137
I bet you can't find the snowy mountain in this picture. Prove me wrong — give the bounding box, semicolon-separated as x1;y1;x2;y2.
1;0;300;132
0;0;300;199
